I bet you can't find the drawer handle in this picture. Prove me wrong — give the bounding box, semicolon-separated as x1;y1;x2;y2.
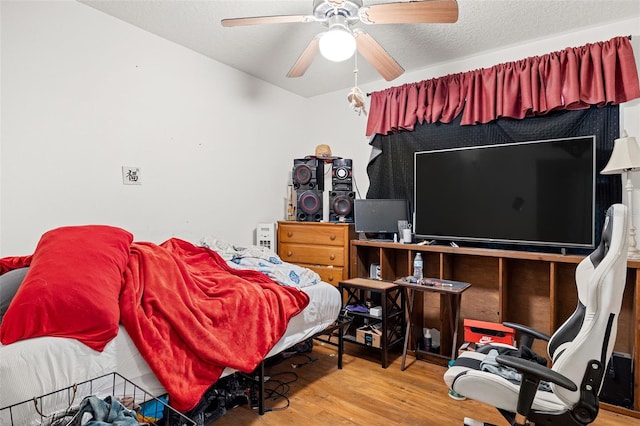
287;231;293;238
329;254;336;260
287;251;293;257
329;234;336;241
327;275;334;282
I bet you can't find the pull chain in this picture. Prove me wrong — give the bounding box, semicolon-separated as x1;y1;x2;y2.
348;53;367;116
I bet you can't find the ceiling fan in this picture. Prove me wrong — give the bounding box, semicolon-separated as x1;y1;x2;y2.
221;0;459;81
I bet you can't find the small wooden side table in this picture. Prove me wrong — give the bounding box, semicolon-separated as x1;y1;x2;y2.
339;278;405;368
394;277;471;370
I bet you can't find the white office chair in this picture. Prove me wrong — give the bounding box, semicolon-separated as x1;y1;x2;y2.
444;204;629;426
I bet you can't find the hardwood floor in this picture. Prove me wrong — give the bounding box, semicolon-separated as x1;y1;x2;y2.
212;342;639;425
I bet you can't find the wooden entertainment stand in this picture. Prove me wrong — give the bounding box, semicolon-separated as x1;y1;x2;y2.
350;239;640;417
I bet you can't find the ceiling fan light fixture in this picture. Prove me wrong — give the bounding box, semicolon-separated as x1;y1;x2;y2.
319;27;356;62
223;0;459;79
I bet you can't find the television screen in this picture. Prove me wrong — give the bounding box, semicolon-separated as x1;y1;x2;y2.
354;199;410;234
414;136;596;249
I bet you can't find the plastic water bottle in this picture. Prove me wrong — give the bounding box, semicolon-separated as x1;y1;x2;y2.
413;253;423;281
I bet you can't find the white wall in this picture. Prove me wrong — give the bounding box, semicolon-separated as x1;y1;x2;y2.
2;2;639;256
0;0;318;255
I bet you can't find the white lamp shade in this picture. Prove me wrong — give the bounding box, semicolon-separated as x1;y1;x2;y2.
319;28;356;62
601;133;640;174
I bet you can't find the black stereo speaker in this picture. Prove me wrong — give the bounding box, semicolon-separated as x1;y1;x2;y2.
329;190;355;222
600;352;634;409
297;190;323;222
293;158;324;191
331;158;352;191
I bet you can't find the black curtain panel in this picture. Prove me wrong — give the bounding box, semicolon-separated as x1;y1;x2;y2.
366;105;621;252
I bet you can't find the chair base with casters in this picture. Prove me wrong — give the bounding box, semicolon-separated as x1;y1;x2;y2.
444;204;629;426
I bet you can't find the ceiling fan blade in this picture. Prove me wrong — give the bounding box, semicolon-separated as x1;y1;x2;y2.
361;0;459;24
287;35;322;78
354;30;404;81
221;15;313;27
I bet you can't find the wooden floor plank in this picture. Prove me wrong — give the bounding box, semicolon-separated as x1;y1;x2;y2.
213;342;639;425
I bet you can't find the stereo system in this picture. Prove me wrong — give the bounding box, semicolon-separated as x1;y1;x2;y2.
293;158;324;221
292;157;353;222
297;190;323;222
331;158;352;191
329;158;354;222
292;158;324;191
329;190;355;222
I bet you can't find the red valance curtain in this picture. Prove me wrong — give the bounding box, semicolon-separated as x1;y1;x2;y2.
366;36;640;137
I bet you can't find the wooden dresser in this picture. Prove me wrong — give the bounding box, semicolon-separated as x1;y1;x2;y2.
277;221;356;286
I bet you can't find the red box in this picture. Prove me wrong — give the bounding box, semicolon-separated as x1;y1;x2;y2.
463;319;515;346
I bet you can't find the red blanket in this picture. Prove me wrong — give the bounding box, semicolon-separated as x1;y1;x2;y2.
1;228;309;413
120;238;309;412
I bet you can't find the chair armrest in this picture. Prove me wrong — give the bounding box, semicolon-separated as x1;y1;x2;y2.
495;354;577;391
503;322;551;353
496;354;577;420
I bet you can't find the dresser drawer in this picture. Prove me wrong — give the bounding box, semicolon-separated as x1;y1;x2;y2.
279;243;345;267
278;223;346;246
306;265;345;286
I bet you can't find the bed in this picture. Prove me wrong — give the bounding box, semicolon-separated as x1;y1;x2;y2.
0;225;342;425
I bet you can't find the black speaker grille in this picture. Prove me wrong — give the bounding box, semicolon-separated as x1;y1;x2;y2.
293;158;324;190
297;190;323;222
329;190;355;222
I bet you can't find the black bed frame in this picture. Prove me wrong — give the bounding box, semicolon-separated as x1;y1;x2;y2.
249;314;351;415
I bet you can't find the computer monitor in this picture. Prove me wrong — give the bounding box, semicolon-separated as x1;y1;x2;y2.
354;199;410;238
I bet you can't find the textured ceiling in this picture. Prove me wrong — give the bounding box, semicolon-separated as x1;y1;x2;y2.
79;0;640;98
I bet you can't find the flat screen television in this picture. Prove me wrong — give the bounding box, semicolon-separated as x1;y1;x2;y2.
414;136;596;249
354;199;410;236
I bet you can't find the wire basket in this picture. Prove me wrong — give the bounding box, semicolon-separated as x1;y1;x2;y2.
0;372;195;426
